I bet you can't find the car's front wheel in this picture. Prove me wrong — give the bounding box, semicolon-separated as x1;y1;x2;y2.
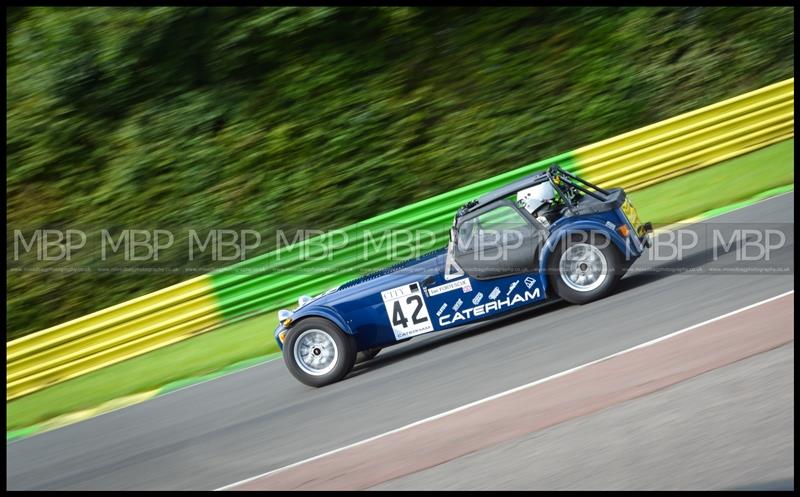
548;231;623;304
283;317;357;387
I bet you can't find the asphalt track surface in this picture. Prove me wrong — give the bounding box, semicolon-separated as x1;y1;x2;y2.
375;343;794;491
6;193;794;490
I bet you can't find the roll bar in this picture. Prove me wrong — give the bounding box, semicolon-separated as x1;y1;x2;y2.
456;164;611;219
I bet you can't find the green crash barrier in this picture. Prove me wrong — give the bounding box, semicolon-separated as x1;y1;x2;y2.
209;153;578;321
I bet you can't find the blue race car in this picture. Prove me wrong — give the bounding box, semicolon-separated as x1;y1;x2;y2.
275;165;652;386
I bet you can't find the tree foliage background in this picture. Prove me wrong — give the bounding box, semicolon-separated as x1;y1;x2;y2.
6;6;794;339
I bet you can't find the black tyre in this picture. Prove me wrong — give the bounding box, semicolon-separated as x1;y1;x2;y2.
356;347;382;364
548;231;623;304
283;317;357;387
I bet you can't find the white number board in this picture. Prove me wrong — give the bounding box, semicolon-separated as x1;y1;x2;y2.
381;282;434;340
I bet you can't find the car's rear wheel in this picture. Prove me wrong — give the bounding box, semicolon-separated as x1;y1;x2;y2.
549;231;622;304
283;317;357;387
356;347;382;364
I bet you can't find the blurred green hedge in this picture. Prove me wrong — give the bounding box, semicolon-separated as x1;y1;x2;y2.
6;7;794;340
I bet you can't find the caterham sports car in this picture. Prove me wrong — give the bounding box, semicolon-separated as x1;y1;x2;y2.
274;165;652;386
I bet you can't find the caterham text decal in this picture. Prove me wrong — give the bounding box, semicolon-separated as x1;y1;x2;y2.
439;288;541;326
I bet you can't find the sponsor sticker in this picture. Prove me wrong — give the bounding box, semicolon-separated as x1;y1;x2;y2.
489;287;500;300
506;280;519;296
453;298;463;311
472;292;484;305
436;303;448;317
427;277;472;296
524;276;536;289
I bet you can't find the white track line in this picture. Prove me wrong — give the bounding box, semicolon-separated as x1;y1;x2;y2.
215;289;794;490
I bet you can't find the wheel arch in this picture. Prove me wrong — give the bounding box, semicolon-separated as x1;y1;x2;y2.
289;306;354;336
538;220;629;276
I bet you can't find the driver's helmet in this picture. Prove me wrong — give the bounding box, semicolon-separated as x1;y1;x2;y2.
517;182;555;215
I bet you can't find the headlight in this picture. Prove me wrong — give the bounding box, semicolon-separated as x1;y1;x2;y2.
278;309;293;327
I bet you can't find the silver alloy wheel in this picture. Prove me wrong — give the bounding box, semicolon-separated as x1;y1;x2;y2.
293;329;339;376
559;242;608;292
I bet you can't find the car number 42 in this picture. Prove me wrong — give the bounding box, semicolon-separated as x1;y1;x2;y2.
381;282;434;340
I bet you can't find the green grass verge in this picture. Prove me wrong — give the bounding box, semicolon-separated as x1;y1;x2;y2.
628;139;794;225
7;316;281;431
7;139;794;433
